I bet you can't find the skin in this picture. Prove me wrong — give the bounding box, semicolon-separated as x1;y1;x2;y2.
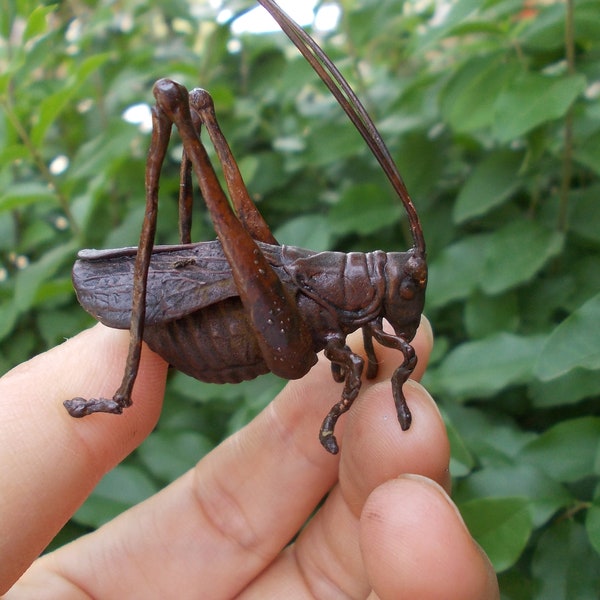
0;317;499;599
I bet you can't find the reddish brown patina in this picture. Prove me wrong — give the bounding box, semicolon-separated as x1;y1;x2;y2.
65;0;427;454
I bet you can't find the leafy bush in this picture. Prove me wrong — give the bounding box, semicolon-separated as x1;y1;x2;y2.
1;0;599;595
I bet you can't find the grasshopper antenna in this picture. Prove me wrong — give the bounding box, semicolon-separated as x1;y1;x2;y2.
256;0;425;257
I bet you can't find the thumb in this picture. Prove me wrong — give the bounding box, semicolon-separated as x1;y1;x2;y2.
360;475;499;600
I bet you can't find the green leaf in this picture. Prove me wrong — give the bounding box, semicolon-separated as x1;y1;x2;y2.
519;2;600;51
426;234;488;309
497;570;535;600
464;290;519;339
31;53;111;146
304;120;364;167
0;143;31;164
0;301;19;345
453;150;524;223
535;293;600;380
243;151;289;196
74;465;159;528
393;131;445;201
169;370;277;403
481;220;564;294
13;241;77;315
455;464;572;528
430;333;545;399
587;490;600;557
23;4;57;42
532;521;600;600
459;497;532;572
439;403;537;467
444;410;476;477
103;204;146;248
68;125;138;180
36;306;88;347
569;184;600;243
274;214;332;251
137;430;213;483
328;184;401;237
440;55;518;134
493;72;587;143
0;182;58;212
529;367;600;409
520;417;600;483
413;0;484;50
575;130;600;176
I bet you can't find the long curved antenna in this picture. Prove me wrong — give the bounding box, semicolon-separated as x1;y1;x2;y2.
255;0;425;257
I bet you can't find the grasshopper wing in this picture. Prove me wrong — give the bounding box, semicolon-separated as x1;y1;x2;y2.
73;240;242;328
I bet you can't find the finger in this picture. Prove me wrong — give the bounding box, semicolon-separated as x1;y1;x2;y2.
406;314;433;381
16;349;345;599
340;377;451;514
0;324;167;593
361;476;500;600
14;320;433;598
239;378;448;597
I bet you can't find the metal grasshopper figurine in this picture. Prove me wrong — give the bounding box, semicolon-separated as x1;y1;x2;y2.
65;0;427;454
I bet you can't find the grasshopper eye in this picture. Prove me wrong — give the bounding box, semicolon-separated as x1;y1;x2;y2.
400;278;417;300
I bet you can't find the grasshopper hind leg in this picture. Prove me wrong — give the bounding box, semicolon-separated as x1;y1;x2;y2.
63;345;141;417
64;395;128;417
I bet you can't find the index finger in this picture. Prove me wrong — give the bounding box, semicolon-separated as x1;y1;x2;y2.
0;324;168;592
8;318;435;598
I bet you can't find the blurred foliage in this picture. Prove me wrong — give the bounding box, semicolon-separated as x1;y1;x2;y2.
1;0;600;595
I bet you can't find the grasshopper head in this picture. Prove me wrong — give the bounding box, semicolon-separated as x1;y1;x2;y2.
383;250;427;342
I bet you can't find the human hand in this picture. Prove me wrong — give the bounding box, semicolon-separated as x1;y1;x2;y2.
1;319;499;598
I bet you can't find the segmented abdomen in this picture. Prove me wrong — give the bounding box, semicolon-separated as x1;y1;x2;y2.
143;297;270;383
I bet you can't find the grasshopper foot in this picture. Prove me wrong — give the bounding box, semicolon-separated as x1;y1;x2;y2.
319;411;341;454
397;398;413;431
319;427;339;455
63;396;126;418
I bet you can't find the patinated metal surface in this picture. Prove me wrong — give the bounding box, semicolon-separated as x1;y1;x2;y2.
65;0;427;454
